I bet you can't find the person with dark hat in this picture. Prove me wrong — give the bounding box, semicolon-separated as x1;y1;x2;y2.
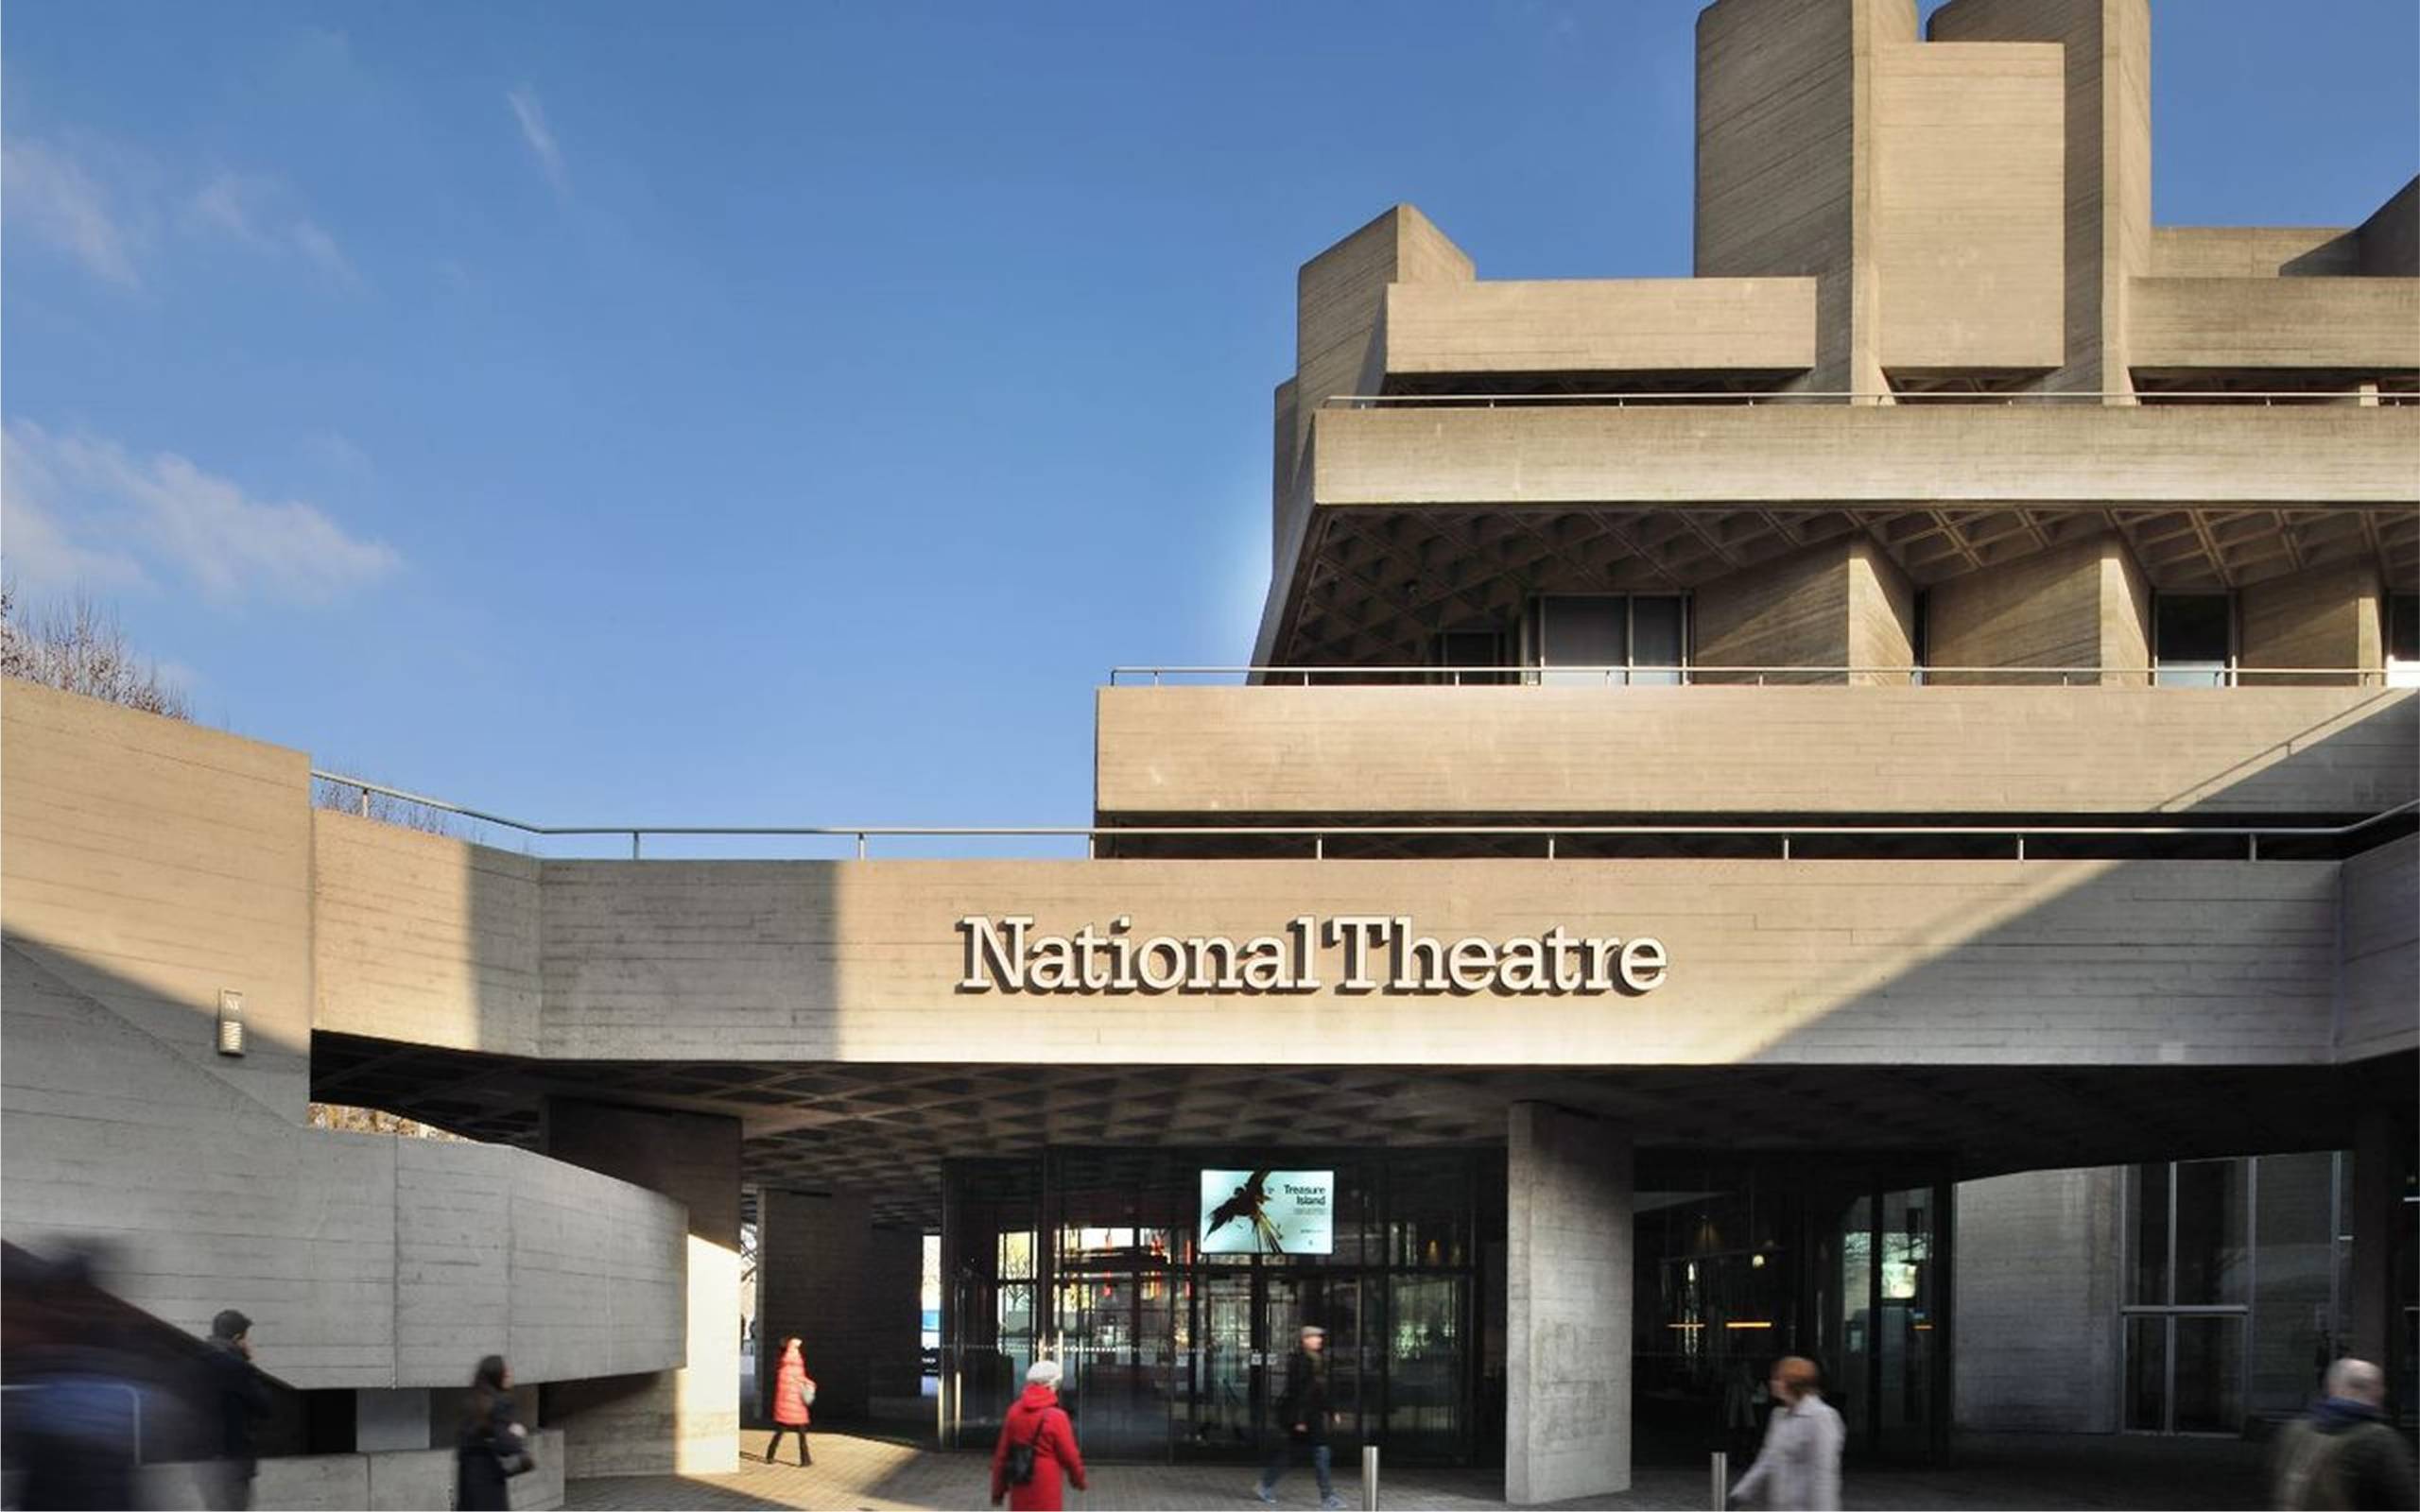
1255;1325;1340;1510
199;1309;270;1511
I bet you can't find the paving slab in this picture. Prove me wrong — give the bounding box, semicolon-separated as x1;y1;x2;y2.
561;1430;2271;1511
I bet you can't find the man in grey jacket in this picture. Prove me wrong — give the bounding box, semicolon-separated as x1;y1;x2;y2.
1729;1355;1842;1511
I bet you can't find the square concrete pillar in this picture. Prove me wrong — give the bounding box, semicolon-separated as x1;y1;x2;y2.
1692;538;1916;684
2239;560;2384;686
1506;1102;1634;1504
759;1194;925;1421
1924;532;2151;685
2348;1107;2411;1378
541;1099;741;1476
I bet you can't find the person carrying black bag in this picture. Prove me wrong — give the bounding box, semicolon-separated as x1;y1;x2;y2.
456;1354;536;1512
990;1358;1087;1511
1255;1326;1340;1511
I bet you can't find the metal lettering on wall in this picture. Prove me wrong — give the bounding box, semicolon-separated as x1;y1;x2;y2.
955;915;1668;996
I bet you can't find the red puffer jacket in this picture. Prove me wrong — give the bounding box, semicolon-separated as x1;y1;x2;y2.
772;1356;813;1427
990;1383;1086;1511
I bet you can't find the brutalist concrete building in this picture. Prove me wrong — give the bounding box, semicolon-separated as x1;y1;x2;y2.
3;0;2414;1503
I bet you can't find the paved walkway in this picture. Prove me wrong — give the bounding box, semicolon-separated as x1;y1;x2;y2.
561;1431;2270;1511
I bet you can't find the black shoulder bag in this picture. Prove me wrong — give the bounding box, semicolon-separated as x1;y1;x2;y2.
1007;1410;1050;1486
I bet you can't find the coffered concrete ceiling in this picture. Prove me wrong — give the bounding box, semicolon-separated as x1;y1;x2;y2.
311;1032;2404;1228
1273;504;2420;668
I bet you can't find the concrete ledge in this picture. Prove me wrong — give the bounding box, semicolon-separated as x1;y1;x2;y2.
2129;276;2420;372
1310;404;2420;507
1383;278;1816;375
138;1432;564;1511
1096;684;2417;817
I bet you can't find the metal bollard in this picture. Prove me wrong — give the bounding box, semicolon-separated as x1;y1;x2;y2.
1362;1443;1380;1510
1709;1450;1728;1510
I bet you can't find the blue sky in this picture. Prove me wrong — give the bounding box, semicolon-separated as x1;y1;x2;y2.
5;1;2414;851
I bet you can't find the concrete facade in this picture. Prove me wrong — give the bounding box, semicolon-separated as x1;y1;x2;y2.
4;0;2413;1503
308;850;2372;1070
1951;1170;2122;1433
1;682;688;1394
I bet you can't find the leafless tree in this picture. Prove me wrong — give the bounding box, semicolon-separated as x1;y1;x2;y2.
307;1102;469;1141
5;576;455;837
0;579;190;719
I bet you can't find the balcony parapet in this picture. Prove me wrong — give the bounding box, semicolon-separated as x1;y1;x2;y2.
1094;683;2419;820
1308;401;2420;508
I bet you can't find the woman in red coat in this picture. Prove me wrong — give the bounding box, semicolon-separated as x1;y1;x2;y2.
766;1336;815;1466
991;1359;1087;1511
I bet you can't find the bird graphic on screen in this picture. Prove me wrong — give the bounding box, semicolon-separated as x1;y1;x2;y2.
1204;1170;1287;1253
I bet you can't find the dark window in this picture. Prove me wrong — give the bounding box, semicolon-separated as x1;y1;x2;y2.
2154;594;2232;687
2389;593;2419;666
1433;629;1511;685
1529;595;1689;685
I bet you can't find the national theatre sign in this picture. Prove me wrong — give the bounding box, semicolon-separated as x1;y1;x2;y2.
955;914;1668;996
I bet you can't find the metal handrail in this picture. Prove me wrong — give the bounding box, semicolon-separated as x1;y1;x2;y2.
1106;663;2404;686
1321;389;2419;408
307;769;2413;863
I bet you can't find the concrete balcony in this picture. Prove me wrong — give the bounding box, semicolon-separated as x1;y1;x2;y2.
1379;277;1816;379
1308;400;2420;509
1095;683;2419;818
2129;276;2420;374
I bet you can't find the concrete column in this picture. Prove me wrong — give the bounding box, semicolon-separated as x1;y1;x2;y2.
2347;1108;2409;1372
542;1099;741;1475
869;1226;925;1404
1506;1102;1633;1504
760;1191;872;1420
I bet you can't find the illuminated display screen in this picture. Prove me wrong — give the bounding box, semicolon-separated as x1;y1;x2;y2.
1199;1168;1334;1256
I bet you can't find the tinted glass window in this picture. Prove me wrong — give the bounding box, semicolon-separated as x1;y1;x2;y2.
2155;594;2231;686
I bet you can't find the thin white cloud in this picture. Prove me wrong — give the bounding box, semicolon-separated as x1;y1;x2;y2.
507;85;568;198
1;420;400;607
186;170;358;284
2;138;144;287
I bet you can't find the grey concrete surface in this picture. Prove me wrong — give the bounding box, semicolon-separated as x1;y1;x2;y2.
562;1429;2273;1511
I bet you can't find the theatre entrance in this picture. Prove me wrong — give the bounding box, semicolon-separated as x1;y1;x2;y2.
941;1144;1949;1468
1634;1153;1954;1466
940;1147;1491;1464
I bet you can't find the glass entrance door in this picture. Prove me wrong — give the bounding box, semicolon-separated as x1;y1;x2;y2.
1184;1271;1256;1455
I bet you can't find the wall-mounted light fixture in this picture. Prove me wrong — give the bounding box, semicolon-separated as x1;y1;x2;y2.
216;989;245;1057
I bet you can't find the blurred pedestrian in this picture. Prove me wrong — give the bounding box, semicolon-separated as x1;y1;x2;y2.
455;1355;534;1512
990;1358;1086;1511
198;1309;270;1510
1255;1325;1339;1510
765;1336;815;1467
9;1246;141;1512
1729;1355;1841;1511
2272;1357;2416;1510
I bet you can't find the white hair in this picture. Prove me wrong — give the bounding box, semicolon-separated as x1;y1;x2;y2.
2325;1358;2384;1403
1027;1359;1063;1386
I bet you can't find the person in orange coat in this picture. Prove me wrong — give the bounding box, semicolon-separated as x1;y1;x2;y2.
766;1336;815;1466
991;1359;1087;1510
